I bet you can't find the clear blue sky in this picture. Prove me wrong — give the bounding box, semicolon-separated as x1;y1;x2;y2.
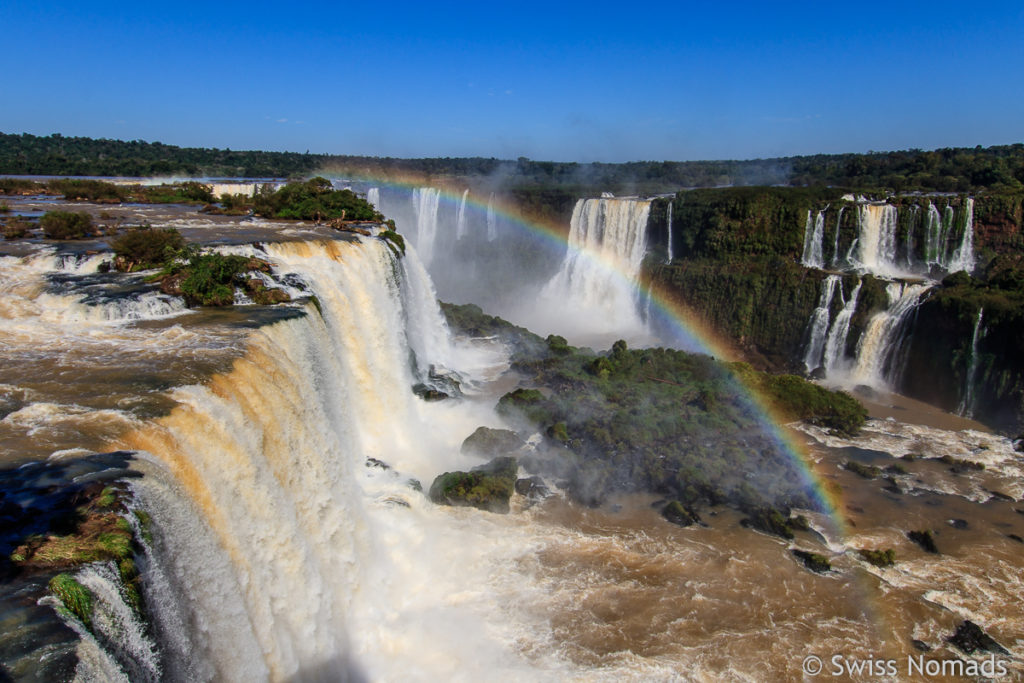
3;1;1022;162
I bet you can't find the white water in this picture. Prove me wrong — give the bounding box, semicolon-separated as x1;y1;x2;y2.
665;201;673;263
853;204;900;277
800;209;826;269
830;206;844;266
455;189;469;240
947;197;976;274
849;282;930;389
117;237;553;681
486;193;497;242
367;187;380;209
821;279;861;375
802;275;840;372
536;198;652;345
411;187;441;266
958;308;985;417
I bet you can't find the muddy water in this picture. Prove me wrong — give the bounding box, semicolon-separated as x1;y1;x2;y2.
1;197;1021;679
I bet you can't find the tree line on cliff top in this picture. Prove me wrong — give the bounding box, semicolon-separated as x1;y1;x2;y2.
2;132;1024;195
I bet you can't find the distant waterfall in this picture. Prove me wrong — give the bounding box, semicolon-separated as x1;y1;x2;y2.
540;198;651;339
854;204;899;276
924;203;946;268
958;307;985;417
947;197;976;274
849;282;929;388
486;193;497;242
822;279;861;375
801;209;826;269
803;275;841;372
412;187;441;266
831;207;844;266
666;201;674;263
455;189;469;240
366;187;380;209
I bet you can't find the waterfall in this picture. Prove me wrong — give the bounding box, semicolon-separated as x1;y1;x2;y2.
958;308;985;417
831;206;844;266
666;201;674;263
924;203;942;267
366;187;380;209
539;198;652;340
802;275;840;372
117;237;538;681
412;187;441;266
801;209;826;269
905;205;918;270
822;279;861;375
854;204;899;276
849;282;929;388
455;189;469;240
486;193;497;242
947;197;976;274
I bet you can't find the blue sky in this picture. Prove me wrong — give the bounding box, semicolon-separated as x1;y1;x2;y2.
3;1;1022;162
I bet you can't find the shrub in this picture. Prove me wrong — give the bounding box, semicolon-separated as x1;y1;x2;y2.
41;211;94;239
110;226;186;271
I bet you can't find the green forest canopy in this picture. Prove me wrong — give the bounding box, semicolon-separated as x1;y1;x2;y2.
2;131;1023;194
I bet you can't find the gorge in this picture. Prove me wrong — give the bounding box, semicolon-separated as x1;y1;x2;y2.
1;175;1023;681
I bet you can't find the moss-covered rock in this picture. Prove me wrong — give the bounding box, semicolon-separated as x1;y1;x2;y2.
791;549;831;573
49;573;94;628
858;548;896;567
428;457;519;513
945;620;1009;655
461;427;525;458
661;500;701;527
908;529;939;554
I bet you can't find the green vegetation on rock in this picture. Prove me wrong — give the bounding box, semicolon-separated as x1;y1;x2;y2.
41;210;94;239
791;549;831;573
253;177;381;222
49;574;94;628
858;548;896;567
111;226;186;271
428;456;519;513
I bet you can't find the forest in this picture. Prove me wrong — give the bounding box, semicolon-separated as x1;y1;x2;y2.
2;132;1023;194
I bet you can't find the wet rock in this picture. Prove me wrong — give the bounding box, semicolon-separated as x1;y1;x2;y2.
159;271;186;296
882;477;903;494
858;548;896;567
461;427;525;459
808;366;827;380
428;457;518;514
986;489;1014;502
791;549;831;573
1007;533;1023;544
661;500;701;527
908;529;940;554
740;507;801;540
365;458;391;470
911;639;931;652
514;476;550;501
406;478;422;492
948;518;969;530
412;383;450;401
844;461;882;479
945;620;1009;655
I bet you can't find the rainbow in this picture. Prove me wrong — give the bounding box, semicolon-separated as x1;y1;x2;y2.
323;172;851;533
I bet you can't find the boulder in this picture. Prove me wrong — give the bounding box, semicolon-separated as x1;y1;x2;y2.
908;529;939;554
514;476;550;501
428;457;518;513
660;500;701;527
791;549;831;573
945;620;1009;655
461;427;524;458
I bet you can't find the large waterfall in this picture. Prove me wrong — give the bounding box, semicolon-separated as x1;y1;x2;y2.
115;238;543;681
958;307;985;417
821;279;861;376
455;189;469;240
849;282;929;388
366;187;380;209
537;198;652;344
853;203;900;277
666;200;674;263
486;192;497;242
412;187;441;266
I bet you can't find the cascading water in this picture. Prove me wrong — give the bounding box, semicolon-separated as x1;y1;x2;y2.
665;200;674;263
849;282;930;388
117;237;540;681
537;198;652;344
367;187;380;209
486;193;497;242
958;307;985;417
455;189;469;240
830;206;844;266
821;279;861;375
800;209;826;269
411;187;441;266
802;275;841;372
947;197;976;274
853;204;899;276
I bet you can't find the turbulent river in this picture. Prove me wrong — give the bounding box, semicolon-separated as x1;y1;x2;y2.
1;198;1022;681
